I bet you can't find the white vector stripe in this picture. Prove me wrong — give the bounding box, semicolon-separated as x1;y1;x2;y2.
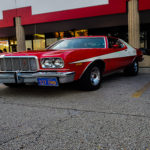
71;47;136;64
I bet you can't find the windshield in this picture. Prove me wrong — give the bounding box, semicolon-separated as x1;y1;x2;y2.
48;38;105;50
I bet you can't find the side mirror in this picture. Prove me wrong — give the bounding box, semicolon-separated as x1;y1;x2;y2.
112;44;120;49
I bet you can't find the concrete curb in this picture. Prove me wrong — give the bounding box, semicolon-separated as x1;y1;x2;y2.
139;67;150;73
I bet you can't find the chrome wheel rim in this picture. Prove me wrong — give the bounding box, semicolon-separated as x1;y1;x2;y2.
134;61;138;72
90;67;100;86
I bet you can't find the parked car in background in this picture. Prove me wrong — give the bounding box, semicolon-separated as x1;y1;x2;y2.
0;36;143;90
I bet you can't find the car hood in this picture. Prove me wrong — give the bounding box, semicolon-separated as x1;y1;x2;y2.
0;49;74;58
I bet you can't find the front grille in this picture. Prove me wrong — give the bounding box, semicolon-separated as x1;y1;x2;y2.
0;57;38;72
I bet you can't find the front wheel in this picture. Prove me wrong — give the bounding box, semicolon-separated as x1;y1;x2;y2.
124;60;139;76
79;64;102;91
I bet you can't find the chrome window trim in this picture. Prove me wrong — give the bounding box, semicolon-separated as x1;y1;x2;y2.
0;56;39;72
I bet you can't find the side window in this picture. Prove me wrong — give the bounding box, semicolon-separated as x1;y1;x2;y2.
108;38;118;48
108;38;125;48
116;40;125;48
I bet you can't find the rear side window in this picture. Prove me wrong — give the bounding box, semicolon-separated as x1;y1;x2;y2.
117;40;125;48
108;38;125;48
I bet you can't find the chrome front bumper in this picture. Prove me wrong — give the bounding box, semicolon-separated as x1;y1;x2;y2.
0;72;75;84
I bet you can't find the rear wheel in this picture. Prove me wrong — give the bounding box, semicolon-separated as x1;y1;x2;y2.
79;64;102;91
124;60;139;76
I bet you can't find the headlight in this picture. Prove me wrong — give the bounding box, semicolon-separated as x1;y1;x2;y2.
41;58;64;68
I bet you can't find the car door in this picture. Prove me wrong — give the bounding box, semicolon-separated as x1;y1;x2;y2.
107;37;128;71
119;39;137;66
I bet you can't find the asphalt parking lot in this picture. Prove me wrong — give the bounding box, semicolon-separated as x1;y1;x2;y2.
0;69;150;150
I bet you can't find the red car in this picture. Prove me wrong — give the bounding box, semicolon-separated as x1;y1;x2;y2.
0;36;143;90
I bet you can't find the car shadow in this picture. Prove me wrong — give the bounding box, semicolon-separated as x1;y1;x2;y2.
102;71;139;83
102;72;124;83
0;82;84;98
0;72;135;98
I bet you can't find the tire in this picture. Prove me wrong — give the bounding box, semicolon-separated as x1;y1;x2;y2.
79;64;102;91
124;60;139;76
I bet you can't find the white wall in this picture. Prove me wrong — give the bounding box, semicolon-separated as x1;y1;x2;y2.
0;0;108;19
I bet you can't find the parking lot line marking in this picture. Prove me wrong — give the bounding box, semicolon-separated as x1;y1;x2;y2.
132;82;150;98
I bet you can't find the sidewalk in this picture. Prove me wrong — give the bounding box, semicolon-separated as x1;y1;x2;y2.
139;67;150;73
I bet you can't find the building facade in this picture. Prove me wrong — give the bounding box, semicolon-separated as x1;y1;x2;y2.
0;0;150;66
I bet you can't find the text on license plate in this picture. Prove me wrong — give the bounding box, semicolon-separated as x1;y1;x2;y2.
37;78;59;86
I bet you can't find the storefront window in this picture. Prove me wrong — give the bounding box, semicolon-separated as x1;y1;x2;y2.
0;40;9;53
75;29;88;37
9;38;17;52
26;40;32;50
63;31;75;38
45;33;59;47
46;38;58;47
33;34;45;50
140;32;147;49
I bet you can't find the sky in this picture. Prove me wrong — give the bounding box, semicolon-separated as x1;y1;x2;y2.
0;0;109;19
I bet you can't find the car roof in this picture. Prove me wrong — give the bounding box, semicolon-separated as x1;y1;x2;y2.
62;36;106;40
62;36;119;40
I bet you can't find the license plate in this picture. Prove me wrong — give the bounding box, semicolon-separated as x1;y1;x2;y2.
37;78;59;87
